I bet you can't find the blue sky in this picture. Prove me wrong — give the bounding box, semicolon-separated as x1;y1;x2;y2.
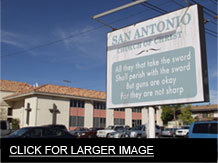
1;0;217;104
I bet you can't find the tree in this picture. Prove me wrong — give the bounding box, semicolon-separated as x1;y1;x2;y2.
12;118;20;130
171;104;183;120
178;105;195;125
161;105;174;125
161;104;184;125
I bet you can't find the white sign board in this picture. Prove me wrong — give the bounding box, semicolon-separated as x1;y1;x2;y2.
107;5;209;109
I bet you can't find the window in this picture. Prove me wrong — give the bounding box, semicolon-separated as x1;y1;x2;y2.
44;128;65;137
209;123;218;134
69;116;84;127
70;100;85;108
114;108;125;112
132;120;142;127
202;113;209;118
25;128;42;137
132;125;145;131
114;118;125;125
114;126;125;130
132;107;142;113
193;123;218;134
93;117;106;128
94;102;106;110
8;108;13;116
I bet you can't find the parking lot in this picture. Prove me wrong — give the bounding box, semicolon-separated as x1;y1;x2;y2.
2;121;217;140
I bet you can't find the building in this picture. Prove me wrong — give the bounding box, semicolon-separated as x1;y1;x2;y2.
188;104;218;120
1;80;163;130
167;104;218;128
0;80;33;121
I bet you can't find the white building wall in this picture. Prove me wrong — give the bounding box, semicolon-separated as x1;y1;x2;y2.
84;101;93;128
106;108;114;127
37;96;70;130
12;100;25;128
142;107;148;124
213;111;218;118
125;108;132;127
24;97;37;127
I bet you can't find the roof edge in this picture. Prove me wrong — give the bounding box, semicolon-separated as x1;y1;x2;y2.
4;91;106;102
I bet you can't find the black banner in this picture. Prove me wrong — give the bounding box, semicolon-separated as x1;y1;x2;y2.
0;138;217;162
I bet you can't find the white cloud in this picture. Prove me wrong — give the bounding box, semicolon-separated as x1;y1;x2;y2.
54;26;105;59
1;31;24;47
52;26;106;69
1;27;106;71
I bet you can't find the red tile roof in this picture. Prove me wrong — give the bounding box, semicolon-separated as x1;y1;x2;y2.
34;84;106;100
4;83;106;100
0;80;33;92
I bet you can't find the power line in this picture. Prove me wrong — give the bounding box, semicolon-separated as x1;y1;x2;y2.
2;9;150;58
205;27;218;35
171;0;217;37
144;1;168;14
146;0;218;38
1;25;104;58
205;28;218;38
189;0;218;16
1;1;172;58
209;0;218;5
111;0;172;25
172;0;217;25
172;0;217;26
171;0;184;8
2;0;217;58
138;1;167;14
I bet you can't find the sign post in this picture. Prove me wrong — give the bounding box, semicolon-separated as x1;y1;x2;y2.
148;107;155;138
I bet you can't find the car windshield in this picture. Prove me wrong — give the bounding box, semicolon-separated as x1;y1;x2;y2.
10;128;29;136
132;125;144;130
106;126;114;130
114;126;124;130
193;123;218;134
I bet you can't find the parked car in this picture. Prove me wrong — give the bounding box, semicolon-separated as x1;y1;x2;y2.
161;128;178;137
0;120;11;137
97;125;129;138
188;120;218;151
127;125;147;138
188;121;218;138
108;128;131;138
175;125;190;137
5;126;76;138
127;124;162;138
78;128;104;138
43;124;68;132
70;127;89;137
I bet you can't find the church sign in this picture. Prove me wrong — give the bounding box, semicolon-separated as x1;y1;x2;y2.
106;4;209;109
